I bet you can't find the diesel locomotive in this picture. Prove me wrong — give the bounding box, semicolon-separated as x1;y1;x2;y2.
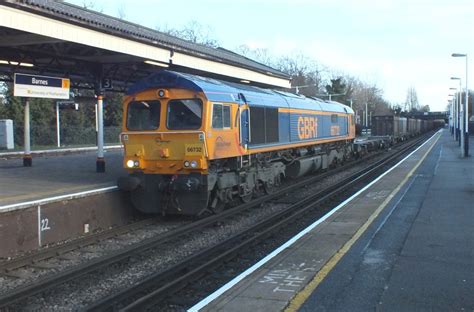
118;70;356;216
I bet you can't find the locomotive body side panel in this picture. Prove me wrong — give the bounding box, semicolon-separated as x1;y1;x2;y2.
247;107;353;151
206;102;243;160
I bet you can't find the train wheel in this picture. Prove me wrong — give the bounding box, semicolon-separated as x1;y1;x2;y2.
254;180;266;197
264;181;274;194
174;189;210;216
211;199;225;214
209;189;226;214
240;193;253;203
239;183;253;204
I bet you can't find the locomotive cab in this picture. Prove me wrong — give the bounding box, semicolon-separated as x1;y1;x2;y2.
118;87;215;215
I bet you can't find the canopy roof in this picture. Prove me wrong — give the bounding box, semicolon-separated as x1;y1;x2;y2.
0;0;290;91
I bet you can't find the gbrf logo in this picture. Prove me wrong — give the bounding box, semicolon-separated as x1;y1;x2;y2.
298;116;318;139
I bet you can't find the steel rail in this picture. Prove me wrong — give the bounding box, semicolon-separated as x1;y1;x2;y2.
87;133;432;311
0;218;157;273
0;133;430;309
0;148;381;304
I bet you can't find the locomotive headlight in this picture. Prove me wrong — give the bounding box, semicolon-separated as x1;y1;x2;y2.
157;89;169;98
134;161;139;167
126;160;135;168
184;160;190;167
190;160;198;168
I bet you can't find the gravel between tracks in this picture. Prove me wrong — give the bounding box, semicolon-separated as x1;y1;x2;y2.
9;152;392;311
0;222;182;295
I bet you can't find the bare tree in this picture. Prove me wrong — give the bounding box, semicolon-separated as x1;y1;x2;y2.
404;87;420;112
279;55;326;97
234;47;328;97
236;44;274;67
346;78;391;121
159;21;219;48
117;5;126;20
80;1;103;12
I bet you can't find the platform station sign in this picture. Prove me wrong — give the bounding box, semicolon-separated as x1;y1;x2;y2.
14;73;70;99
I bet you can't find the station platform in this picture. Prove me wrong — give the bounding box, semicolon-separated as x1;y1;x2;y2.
0;149;132;259
192;129;474;312
0;149;125;208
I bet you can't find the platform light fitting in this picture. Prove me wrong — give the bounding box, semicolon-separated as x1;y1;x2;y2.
144;60;169;67
240;80;250;84
0;60;34;67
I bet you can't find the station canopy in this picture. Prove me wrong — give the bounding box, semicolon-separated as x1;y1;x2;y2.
0;0;291;93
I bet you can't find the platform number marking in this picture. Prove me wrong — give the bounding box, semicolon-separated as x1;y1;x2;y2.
259;264;315;293
365;190;390;200
40;218;51;231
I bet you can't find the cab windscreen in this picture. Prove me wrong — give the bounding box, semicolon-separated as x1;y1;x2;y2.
126;100;161;130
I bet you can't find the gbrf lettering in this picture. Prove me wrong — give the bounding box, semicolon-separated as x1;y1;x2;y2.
298;116;318;139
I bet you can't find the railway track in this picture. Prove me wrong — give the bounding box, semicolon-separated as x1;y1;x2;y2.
84;132;434;311
0;217;157;274
0;157;365;308
0;133;432;310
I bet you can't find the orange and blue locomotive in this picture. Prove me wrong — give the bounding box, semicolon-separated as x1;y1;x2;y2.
118;70;356;215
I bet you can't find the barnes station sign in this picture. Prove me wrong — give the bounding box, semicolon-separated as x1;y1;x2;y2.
14;73;70;99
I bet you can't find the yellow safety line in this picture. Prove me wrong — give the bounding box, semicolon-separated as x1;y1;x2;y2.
285;132;441;312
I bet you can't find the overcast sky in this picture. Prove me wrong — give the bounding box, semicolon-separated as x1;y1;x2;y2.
67;0;473;111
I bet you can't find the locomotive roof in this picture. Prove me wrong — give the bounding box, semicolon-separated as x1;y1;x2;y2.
127;70;353;114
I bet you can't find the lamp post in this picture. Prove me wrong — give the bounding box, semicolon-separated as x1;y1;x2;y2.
327;93;346;101
365;102;369;128
451;77;462;149
452;53;469;157
291;85;345;101
347;98;353;108
448;99;454;135
313;92;346;101
290;84;350;112
448;93;455;135
449;88;457;137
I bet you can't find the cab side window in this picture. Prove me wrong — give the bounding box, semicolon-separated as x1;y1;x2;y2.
223;106;231;128
212;103;231;129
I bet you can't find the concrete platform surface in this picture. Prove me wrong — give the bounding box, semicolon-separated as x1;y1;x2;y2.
0;150;126;208
193;129;473;312
297;130;474;312
0;150;132;258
